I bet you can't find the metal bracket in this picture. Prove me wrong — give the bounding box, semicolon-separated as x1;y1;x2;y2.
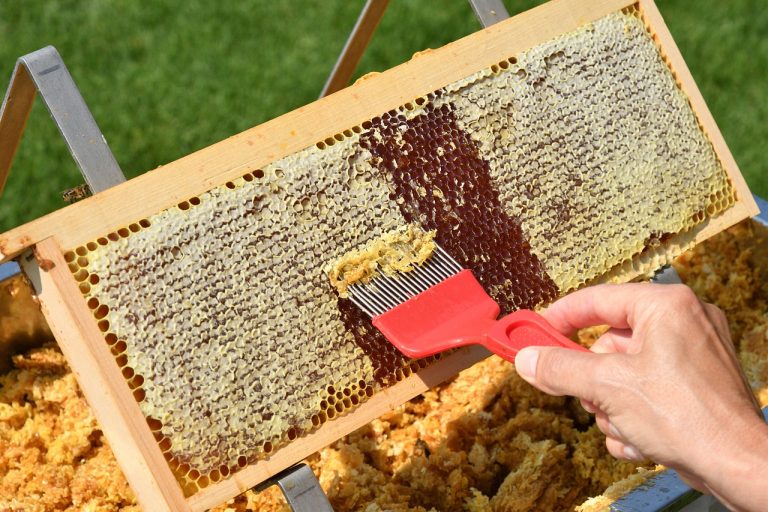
651;265;683;284
253;463;334;512
468;0;511;27
0;45;126;197
320;0;510;98
319;0;391;98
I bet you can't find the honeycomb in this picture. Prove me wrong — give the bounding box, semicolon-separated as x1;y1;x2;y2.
62;9;735;496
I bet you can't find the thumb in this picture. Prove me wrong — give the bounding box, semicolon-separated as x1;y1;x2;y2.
514;346;602;400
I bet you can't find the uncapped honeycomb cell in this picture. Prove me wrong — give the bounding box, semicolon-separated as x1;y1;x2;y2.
67;10;734;494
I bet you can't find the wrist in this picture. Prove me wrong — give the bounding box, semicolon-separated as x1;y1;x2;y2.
696;412;768;510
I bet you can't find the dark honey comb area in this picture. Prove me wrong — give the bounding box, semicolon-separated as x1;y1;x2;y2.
64;10;734;495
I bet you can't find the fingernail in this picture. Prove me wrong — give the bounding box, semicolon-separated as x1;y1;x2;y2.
608;421;621;438
515;347;539;381
624;445;642;461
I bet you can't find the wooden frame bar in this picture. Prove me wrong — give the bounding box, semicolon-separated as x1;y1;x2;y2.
20;239;189;511
188;346;491;510
4;0;758;509
637;0;755;219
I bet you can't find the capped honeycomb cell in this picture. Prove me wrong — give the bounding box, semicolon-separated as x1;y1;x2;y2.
65;10;735;495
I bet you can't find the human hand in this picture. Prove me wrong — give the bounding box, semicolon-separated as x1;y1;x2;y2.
514;283;767;511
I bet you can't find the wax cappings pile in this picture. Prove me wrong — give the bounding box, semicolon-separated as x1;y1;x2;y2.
6;221;764;510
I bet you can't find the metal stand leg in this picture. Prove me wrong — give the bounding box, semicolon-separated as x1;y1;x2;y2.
468;0;510;27
320;0;390;98
0;46;127;281
0;45;126;197
320;0;510;98
253;463;334;512
651;265;683;284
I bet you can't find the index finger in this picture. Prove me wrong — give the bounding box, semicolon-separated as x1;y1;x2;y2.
542;283;655;336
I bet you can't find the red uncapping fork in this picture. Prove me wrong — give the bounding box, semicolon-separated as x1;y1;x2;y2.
343;244;588;362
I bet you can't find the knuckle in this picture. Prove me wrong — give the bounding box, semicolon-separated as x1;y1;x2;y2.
647;285;706;322
639;285;702;322
666;284;700;308
705;303;727;323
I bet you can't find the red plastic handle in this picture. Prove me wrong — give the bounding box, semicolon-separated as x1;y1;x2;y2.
484;309;589;363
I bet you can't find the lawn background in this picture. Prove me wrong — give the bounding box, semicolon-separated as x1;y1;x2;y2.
0;0;765;232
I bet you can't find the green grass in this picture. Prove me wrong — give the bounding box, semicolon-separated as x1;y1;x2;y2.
0;0;765;232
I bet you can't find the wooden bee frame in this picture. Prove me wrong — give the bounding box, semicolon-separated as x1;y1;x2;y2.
0;0;758;509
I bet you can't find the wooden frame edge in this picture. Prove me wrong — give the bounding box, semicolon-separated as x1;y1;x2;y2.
20;238;189;512
186;346;491;511
639;0;758;218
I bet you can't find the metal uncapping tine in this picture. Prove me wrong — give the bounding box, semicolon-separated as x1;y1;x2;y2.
348;284;376;311
349;292;377;318
378;274;411;303
348;242;467;320
351;287;383;317
358;283;390;313
380;274;415;300
371;281;402;309
383;273;417;297
366;282;397;311
435;244;463;273
408;267;434;291
420;261;446;285
374;278;407;306
432;254;456;279
410;262;438;287
425;253;448;280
